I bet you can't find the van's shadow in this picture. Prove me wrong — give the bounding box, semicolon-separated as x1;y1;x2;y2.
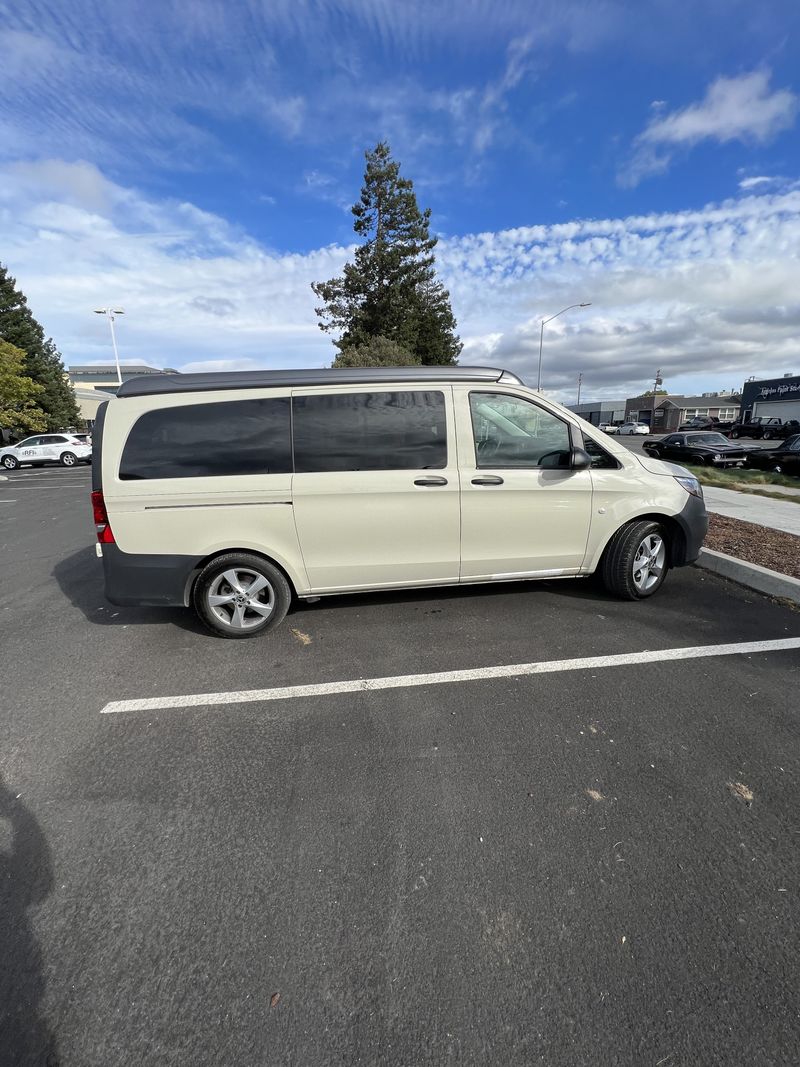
0;775;59;1066
54;545;615;636
53;545;206;635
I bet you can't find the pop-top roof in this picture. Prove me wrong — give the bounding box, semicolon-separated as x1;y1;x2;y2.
115;366;523;398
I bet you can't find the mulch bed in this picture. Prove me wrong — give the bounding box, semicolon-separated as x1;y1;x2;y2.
704;513;800;579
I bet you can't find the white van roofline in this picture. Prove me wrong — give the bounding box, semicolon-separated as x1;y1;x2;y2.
115;365;524;399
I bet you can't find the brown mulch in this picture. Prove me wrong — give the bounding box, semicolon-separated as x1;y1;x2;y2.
705;513;800;579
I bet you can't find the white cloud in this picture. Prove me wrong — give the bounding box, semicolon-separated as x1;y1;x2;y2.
2;160;800;405
738;175;776;190
623;71;799;186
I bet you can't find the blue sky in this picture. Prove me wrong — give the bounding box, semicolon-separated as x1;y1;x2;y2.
2;0;800;401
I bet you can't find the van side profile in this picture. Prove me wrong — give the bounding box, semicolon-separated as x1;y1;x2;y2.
91;366;708;638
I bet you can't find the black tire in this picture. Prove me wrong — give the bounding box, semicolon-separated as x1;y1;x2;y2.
772;464;783;474
193;552;291;638
762;430;773;441
60;451;77;467
729;429;740;439
600;520;669;600
1;455;19;470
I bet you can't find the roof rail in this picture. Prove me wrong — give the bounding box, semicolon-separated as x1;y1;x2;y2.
115;365;524;398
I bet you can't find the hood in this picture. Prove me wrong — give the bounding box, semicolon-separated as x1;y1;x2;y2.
635;454;692;478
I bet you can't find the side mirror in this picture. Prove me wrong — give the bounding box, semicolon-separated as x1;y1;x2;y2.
570;447;592;470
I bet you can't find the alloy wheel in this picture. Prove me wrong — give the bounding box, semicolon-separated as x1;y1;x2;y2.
205;567;275;630
632;533;665;593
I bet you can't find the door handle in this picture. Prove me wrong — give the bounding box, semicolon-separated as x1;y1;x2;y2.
471;476;504;486
414;476;448;486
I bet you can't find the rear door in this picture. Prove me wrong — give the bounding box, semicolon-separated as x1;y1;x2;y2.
457;389;593;579
291;387;460;592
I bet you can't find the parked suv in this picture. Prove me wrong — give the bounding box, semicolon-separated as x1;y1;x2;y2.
91;366;708;637
0;433;92;469
729;416;800;440
678;416;734;432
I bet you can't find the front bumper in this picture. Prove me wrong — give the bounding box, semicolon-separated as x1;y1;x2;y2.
673;492;709;566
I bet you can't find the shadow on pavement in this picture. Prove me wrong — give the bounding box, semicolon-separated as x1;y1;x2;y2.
52;545;206;635
0;776;59;1067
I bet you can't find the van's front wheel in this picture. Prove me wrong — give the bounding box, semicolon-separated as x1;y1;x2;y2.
193;553;290;638
600;520;668;600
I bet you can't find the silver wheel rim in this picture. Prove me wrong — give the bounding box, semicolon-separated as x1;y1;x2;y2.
206;567;275;630
2;457;14;468
63;453;75;465
632;533;665;593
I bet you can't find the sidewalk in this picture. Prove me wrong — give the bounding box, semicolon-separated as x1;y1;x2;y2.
703;485;800;536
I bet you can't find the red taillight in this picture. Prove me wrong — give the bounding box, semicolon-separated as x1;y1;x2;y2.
91;490;115;544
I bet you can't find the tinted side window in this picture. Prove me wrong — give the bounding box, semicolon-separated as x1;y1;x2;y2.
120;398;291;480
470;393;571;468
293;391;446;473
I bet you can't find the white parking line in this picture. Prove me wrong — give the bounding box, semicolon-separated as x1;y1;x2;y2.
101;637;800;714
0;499;17;503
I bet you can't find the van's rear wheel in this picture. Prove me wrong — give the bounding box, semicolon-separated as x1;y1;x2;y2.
600;520;668;600
193;553;290;638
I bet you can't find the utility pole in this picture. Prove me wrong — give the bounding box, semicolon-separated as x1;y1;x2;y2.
576;373;583;405
651;368;663;428
536;302;592;390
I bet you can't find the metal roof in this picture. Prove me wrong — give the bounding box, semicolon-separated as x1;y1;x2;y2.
115;366;523;398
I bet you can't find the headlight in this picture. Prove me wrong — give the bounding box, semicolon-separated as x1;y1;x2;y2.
674;475;703;498
713;453;722;461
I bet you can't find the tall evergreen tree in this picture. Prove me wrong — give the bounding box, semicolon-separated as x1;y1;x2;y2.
312;142;461;366
0;264;80;430
0;340;47;435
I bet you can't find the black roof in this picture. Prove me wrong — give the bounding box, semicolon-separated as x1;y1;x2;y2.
115;365;523;398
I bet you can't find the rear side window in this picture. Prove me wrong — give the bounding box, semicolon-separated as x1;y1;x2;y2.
119;398;291;480
293;391;447;472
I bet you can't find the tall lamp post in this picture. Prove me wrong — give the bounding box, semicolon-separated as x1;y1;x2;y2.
93;308;125;386
537;303;591;390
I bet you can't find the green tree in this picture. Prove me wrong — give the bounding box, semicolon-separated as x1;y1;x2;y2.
0;340;47;434
0;264;80;430
312;142;461;365
332;335;418;368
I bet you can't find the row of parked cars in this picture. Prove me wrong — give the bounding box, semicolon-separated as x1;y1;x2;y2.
602;414;800;440
0;432;93;469
642;431;800;475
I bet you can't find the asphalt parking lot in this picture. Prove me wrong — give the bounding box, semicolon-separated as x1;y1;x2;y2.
1;463;799;1066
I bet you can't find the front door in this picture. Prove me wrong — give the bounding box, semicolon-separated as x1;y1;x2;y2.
291;387;461;592
16;436;46;464
457;390;593;580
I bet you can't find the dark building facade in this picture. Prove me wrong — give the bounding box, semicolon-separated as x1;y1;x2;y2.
739;374;800;424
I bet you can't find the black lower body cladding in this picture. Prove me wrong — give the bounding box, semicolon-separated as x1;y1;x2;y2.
102;544;201;606
673;493;709;566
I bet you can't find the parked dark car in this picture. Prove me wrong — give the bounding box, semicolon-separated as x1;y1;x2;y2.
678;416;734;432
729;416;800;440
745;434;800;476
643;432;748;467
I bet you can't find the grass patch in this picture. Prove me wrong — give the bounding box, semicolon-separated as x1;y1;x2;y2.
683;464;800;502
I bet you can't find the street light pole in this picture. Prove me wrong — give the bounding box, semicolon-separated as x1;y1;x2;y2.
536;302;592;391
94;308;125;386
576;372;583;405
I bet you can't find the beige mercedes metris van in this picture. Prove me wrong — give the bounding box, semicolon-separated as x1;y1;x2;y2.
90;366;708;638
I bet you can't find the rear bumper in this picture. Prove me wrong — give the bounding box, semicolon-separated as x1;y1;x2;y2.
673;493;709;567
101;544;201;606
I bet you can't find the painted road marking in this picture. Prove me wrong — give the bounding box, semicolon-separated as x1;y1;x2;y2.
101;637;800;714
0;499;17;503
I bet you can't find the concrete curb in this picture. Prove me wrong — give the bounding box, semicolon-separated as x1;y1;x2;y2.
696;548;800;606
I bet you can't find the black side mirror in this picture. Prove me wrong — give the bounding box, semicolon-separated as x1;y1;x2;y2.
570;447;592;470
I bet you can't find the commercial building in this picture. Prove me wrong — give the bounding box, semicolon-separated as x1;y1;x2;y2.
624;392;740;432
739;373;800;423
67;364;178;395
567;400;627;426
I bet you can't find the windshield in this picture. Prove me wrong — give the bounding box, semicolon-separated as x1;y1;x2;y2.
689;433;729;445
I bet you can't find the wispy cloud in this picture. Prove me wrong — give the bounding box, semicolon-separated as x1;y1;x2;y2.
622;70;799;187
3;159;799;403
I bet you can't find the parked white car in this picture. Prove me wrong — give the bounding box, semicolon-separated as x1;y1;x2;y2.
0;433;92;469
599;423;618;434
618;422;650;436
